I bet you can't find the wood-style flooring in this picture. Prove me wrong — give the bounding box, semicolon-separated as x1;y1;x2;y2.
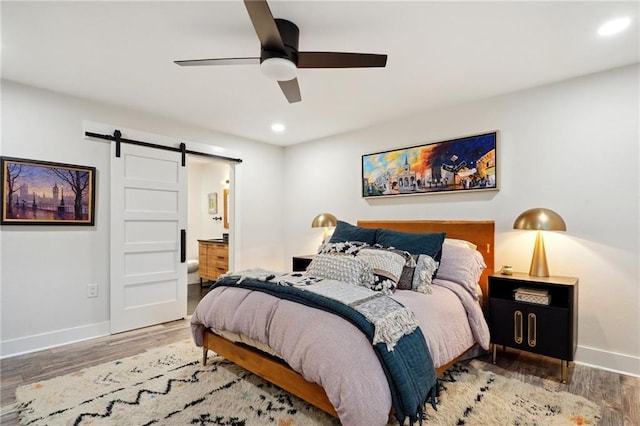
1;284;638;425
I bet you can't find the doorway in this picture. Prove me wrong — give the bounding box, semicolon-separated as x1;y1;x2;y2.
186;156;232;312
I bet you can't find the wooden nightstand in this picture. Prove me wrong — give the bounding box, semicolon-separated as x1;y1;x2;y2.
488;272;578;383
292;255;315;272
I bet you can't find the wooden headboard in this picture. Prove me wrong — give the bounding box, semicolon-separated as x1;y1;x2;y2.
357;220;495;307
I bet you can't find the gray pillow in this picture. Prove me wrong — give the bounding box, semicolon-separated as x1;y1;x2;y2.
435;244;486;299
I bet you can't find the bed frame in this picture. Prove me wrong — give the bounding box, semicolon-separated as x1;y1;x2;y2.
202;220;495;418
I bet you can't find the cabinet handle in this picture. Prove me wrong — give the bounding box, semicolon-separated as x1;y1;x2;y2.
528;313;537;347
514;310;523;344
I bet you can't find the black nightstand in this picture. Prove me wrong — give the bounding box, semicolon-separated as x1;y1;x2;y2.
292;255;315;272
488;272;578;383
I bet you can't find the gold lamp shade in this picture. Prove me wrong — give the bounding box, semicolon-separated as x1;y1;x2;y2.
311;213;337;228
513;208;566;277
312;213;337;243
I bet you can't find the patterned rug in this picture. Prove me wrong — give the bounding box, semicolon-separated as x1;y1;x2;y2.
15;340;600;425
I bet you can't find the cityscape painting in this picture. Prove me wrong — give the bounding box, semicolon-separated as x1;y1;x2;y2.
362;131;497;198
1;157;96;225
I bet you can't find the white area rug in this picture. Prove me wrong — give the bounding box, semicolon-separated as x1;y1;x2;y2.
15;340;600;425
424;364;600;425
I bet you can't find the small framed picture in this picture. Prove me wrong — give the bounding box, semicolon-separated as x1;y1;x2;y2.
208;192;218;214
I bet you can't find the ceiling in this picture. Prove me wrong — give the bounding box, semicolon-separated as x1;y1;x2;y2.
2;1;638;146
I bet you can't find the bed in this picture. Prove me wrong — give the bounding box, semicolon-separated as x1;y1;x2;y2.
191;220;494;425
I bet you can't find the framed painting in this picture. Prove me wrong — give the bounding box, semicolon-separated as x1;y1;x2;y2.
362;131;497;198
1;156;96;225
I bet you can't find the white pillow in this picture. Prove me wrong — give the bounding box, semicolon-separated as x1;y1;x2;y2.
444;238;477;250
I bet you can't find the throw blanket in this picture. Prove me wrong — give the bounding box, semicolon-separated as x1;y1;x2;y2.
233;269;419;351
213;273;437;425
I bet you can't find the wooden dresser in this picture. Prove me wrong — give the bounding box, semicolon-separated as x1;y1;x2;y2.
198;239;229;283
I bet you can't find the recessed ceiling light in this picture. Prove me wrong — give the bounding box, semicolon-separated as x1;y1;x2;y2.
598;17;631;36
271;123;286;133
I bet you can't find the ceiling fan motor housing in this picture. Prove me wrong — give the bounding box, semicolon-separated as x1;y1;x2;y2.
261;19;300;65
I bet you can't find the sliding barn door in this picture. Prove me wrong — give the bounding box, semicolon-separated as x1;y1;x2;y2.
110;143;187;333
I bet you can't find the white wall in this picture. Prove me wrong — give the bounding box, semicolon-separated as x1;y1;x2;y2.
2;65;638;376
283;64;640;376
0;80;286;356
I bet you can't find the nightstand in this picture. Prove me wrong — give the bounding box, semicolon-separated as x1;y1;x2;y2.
292;255;315;272
488;272;578;383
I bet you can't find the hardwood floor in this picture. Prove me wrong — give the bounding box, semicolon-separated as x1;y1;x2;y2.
2;284;638;425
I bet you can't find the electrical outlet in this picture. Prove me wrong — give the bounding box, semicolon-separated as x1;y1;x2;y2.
87;283;98;298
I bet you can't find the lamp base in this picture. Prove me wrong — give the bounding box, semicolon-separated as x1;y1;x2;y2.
529;230;550;277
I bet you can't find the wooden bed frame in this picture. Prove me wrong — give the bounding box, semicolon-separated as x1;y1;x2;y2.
202;220;495;418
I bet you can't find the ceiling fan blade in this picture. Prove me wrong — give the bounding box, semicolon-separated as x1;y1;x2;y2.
174;58;260;66
243;0;285;51
297;52;387;69
278;78;301;103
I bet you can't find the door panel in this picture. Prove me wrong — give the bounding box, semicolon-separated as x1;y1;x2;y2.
528;305;569;359
110;143;187;333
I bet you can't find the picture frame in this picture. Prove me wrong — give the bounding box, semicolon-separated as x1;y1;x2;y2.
208;192;218;214
1;156;96;225
362;131;497;198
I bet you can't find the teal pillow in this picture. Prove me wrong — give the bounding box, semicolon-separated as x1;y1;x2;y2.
328;221;377;245
375;229;446;263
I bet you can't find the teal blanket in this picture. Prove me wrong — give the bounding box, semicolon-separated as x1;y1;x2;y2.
213;276;437;425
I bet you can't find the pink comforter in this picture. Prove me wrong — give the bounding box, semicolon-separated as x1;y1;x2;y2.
191;280;490;426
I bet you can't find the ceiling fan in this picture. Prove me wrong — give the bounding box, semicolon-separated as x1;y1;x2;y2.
174;0;387;103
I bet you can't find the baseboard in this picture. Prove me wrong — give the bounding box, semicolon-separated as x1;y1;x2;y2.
0;321;111;359
576;345;640;378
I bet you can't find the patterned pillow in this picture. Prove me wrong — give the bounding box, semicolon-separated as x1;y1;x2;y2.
306;253;374;287
412;254;439;294
356;248;407;294
392;253;418;291
396;267;414;290
318;241;370;255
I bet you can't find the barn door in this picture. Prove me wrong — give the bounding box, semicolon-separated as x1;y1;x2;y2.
110;142;187;333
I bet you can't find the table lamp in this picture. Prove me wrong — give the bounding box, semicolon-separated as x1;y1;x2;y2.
311;213;337;244
513;208;566;277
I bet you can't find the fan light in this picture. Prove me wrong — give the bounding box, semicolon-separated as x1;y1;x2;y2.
261;57;297;81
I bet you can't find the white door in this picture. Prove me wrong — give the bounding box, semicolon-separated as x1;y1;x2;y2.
110;143;187;333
